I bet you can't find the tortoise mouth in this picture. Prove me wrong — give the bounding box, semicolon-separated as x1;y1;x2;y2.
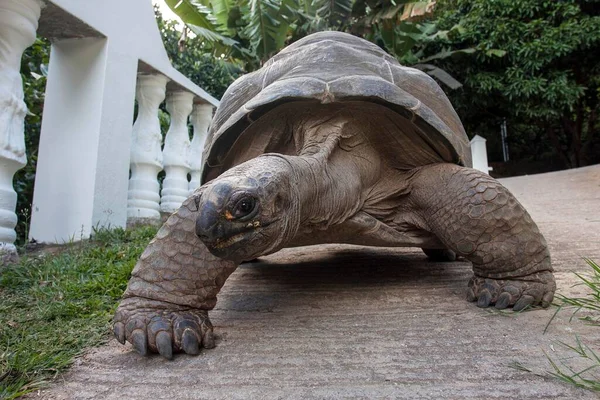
211;231;248;250
202;218;281;256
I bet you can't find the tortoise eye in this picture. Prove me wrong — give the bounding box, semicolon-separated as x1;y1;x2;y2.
232;196;257;219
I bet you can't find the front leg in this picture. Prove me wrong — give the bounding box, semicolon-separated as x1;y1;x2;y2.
410;164;556;311
113;194;237;359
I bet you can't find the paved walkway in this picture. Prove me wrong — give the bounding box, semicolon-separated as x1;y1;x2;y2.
32;166;600;399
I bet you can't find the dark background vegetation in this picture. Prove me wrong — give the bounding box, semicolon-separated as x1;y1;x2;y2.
16;0;600;244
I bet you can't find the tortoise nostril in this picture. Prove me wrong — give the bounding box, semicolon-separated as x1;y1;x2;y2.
196;205;220;240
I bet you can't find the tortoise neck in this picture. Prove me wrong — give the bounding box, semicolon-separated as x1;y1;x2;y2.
283;139;366;232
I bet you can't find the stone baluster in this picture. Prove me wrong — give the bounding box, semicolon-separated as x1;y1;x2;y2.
127;74;169;223
0;0;43;262
188;103;213;193
160;91;194;213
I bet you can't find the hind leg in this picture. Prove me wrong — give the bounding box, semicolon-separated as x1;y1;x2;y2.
410;164;555;310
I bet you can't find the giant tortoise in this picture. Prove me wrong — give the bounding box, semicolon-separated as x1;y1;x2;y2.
114;32;556;359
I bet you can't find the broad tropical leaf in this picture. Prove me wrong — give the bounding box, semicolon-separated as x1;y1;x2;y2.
400;1;436;21
165;0;217;29
413;63;462;89
207;0;236;30
187;25;238;47
165;0;238;48
418;47;476;63
312;0;353;27
244;0;291;61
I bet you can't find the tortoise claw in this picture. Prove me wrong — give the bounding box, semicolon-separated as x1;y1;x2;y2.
513;295;535;312
113;322;125;344
156;331;173;360
182;329;200;355
494;292;511;310
131;329;148;356
476;289;492;308
203;330;215;349
542;292;554;308
466;288;476;302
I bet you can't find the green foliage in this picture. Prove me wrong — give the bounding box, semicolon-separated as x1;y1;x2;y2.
163;0;238;49
308;0;353;29
155;7;240;99
166;0;465;87
349;1;474;88
15;38;49;246
432;0;600;167
244;0;300;61
0;225;157;399
166;0;303;68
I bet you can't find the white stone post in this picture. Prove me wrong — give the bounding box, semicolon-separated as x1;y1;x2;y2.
188;103;213;193
470;134;492;174
29;38;138;243
160;91;194;213
0;0;42;261
127;74;169;223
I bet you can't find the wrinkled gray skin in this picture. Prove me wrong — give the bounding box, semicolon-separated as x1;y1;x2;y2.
113;33;555;359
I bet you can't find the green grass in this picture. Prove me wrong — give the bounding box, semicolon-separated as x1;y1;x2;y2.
0;226;156;399
544;336;600;392
542;258;600;392
553;258;600;324
517;258;600;393
510;336;600;392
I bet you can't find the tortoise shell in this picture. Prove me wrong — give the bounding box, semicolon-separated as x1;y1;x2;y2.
201;31;471;183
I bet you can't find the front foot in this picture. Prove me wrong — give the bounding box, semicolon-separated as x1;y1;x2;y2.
467;271;556;311
113;297;215;359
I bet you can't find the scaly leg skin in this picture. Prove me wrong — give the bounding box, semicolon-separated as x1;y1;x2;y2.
411;164;556;311
113;194;237;359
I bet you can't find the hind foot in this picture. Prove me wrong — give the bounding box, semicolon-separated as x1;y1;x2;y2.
467;271;556;311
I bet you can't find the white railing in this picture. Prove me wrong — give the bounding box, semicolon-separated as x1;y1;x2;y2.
0;0;217;261
160;91;195;214
127;74;169;222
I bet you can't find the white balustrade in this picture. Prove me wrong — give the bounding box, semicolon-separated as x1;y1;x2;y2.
127;74;169;222
160;91;194;213
0;0;42;261
1;0;218;247
188;103;213;193
470;134;492;174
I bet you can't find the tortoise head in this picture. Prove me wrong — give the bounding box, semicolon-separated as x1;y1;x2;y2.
195;155;300;262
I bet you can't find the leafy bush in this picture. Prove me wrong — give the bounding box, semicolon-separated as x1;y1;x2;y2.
433;0;600;167
155;8;240;99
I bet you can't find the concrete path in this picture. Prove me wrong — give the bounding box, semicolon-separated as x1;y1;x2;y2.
32;166;600;399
